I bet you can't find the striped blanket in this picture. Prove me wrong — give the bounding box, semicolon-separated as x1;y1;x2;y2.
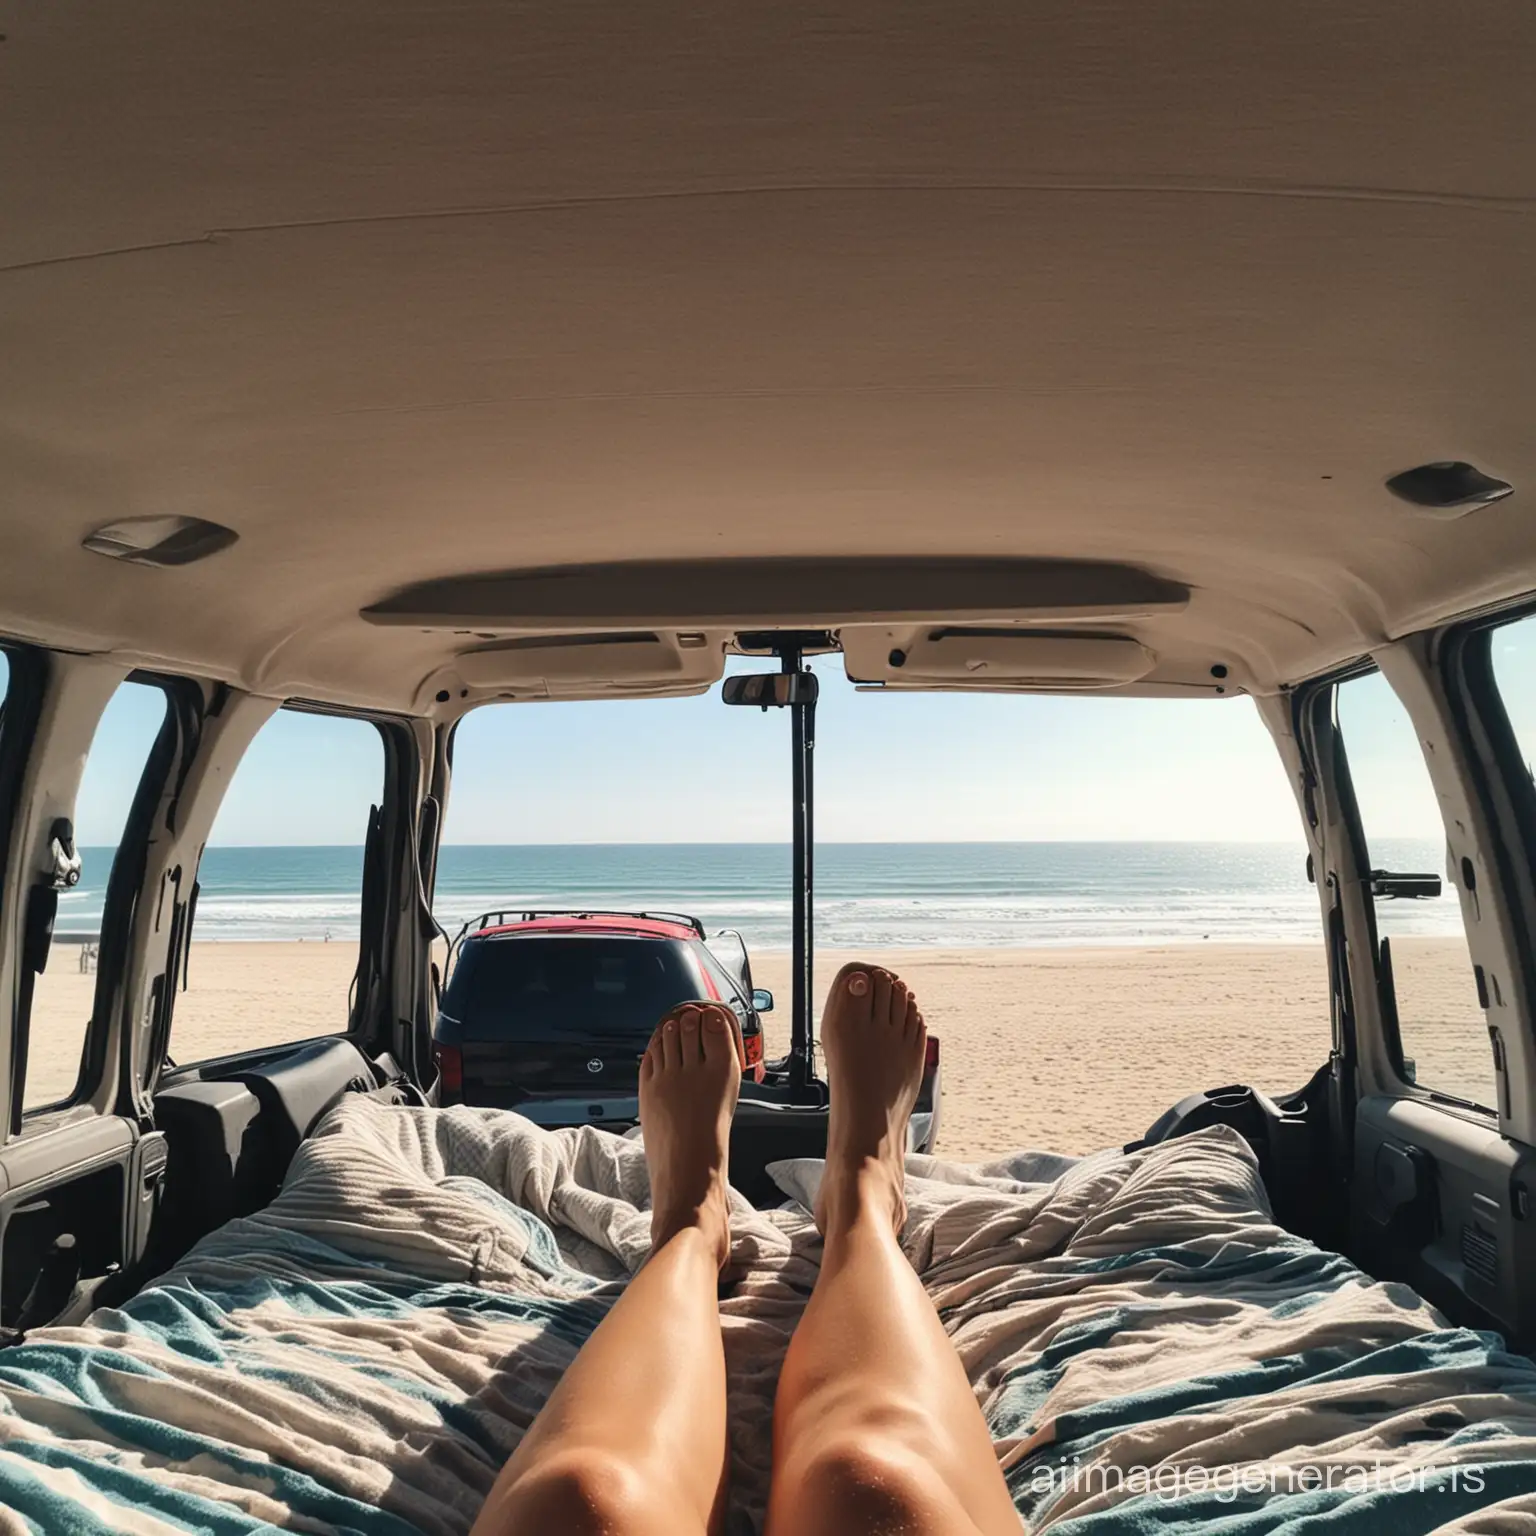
0;1097;1532;1532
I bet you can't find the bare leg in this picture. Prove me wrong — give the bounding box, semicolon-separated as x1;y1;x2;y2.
767;965;1021;1536
472;1001;743;1536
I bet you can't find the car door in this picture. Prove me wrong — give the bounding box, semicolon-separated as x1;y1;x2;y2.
141;699;435;1262
703;930;761;1015
0;649;443;1321
1294;610;1536;1349
0;649;199;1331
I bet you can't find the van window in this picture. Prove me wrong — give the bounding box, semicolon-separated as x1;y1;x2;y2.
442;675;1325;1158
1488;613;1536;779
26;679;168;1111
170;708;384;1063
1334;671;1495;1109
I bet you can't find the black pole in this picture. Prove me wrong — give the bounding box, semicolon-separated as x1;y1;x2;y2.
785;649;815;1091
801;671;817;1085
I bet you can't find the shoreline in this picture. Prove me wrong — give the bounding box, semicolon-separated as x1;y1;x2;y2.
142;937;1337;946
61;936;1354;952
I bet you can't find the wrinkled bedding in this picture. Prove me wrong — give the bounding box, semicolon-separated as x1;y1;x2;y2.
0;1097;1532;1532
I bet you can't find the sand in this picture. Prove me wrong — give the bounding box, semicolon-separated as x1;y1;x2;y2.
25;939;1491;1158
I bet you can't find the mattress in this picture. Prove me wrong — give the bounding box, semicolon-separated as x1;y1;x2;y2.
0;1097;1531;1533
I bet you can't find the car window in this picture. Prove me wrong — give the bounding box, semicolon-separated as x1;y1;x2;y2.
697;943;748;1009
1334;671;1494;1109
442;937;696;1040
170;708;384;1063
704;931;752;990
26;679;168;1111
1489;612;1536;778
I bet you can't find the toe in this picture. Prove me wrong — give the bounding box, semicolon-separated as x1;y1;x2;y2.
838;963;871;1001
904;995;921;1038
830;964;874;1030
701;1004;739;1068
680;1004;705;1065
660;1010;682;1070
871;967;893;1025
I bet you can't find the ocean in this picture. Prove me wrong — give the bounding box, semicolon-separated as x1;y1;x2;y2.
55;840;1461;949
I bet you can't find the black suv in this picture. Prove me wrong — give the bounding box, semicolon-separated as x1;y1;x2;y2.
433;910;770;1126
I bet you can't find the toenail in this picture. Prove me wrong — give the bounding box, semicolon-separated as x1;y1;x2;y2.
705;1010;725;1032
848;974;868;996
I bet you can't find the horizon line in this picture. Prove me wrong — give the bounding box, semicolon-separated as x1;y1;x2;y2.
165;835;1328;850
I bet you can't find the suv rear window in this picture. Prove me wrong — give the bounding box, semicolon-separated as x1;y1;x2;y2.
443;936;698;1040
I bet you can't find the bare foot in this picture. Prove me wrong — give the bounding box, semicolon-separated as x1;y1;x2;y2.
639;1001;743;1267
815;963;927;1238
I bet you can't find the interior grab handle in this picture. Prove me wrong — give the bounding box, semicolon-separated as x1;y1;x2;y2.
1369;870;1443;900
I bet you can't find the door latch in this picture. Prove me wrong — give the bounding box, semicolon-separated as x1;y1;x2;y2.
46;818;81;890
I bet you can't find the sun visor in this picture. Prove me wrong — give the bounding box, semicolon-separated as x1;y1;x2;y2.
415;631;725;709
842;627;1156;690
364;558;1189;631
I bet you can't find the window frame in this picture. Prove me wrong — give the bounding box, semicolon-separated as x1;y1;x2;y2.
695;939;751;1014
1290;660;1377;1101
1291;652;1503;1126
1290;589;1536;1145
155;698;424;1078
1444;605;1536;940
1327;662;1496;1114
0;645;47;1131
1437;600;1536;1111
21;673;187;1121
0;646;41;878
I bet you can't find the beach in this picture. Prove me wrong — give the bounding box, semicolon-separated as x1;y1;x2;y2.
26;938;1489;1155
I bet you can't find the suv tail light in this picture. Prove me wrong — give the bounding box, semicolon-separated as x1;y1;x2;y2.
743;1030;763;1069
915;1032;941;1118
915;1032;942;1144
435;1043;463;1103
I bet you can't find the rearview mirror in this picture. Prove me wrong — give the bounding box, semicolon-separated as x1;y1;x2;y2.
722;672;819;707
751;988;775;1013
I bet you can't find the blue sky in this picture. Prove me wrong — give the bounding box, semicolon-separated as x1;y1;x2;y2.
64;657;1304;847
438;659;1307;845
34;620;1536;848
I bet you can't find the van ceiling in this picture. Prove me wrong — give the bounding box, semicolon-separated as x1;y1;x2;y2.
2;1;1534;710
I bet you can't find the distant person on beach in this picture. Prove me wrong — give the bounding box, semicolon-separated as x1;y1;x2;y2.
471;962;1020;1536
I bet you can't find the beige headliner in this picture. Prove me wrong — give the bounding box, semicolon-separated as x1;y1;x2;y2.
3;1;1535;712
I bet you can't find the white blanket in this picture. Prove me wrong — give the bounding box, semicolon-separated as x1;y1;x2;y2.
0;1097;1532;1533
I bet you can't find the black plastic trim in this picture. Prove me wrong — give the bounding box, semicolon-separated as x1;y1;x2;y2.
1292;663;1378;1060
0;648;50;1137
1440;603;1536;1076
162;700;422;1074
95;677;194;1120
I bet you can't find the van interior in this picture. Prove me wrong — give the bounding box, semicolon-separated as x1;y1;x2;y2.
1;0;1535;1525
